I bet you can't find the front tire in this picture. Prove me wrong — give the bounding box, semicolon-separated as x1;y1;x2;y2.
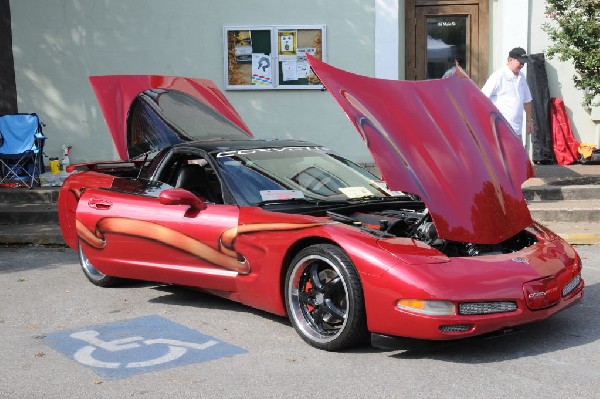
78;239;120;287
285;244;369;351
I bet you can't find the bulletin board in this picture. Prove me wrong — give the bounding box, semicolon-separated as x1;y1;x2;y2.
224;25;326;90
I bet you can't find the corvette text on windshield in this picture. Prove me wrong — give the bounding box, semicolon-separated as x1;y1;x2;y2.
216;146;325;158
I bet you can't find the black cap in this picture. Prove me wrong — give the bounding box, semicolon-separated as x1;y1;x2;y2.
508;47;530;63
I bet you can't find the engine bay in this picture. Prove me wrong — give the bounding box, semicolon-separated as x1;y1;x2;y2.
327;205;538;257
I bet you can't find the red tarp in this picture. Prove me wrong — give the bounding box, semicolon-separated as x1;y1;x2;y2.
550;98;579;165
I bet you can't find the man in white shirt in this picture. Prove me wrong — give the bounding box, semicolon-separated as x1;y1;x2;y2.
481;47;534;138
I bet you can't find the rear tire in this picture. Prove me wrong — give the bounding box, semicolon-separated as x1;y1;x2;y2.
285;244;369;351
78;239;120;287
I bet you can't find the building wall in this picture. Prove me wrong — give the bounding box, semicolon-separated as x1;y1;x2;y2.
489;0;597;145
528;0;597;146
10;0;378;163
9;0;597;165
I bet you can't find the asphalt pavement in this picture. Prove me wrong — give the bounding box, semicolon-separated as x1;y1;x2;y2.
1;245;599;398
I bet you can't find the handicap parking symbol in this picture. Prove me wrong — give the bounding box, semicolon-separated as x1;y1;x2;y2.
44;315;247;379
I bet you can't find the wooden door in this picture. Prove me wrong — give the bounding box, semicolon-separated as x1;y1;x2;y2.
406;0;489;86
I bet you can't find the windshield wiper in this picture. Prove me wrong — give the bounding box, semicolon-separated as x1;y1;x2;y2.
257;198;351;208
257;198;318;207
347;195;407;203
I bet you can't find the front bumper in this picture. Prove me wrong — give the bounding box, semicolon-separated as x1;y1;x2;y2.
366;279;584;340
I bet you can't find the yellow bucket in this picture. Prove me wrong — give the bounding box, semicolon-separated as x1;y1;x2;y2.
49;158;60;174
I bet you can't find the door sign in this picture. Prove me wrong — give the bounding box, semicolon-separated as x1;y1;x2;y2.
43;315;247;379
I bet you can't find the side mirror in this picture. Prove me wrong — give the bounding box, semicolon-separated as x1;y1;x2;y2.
159;188;208;212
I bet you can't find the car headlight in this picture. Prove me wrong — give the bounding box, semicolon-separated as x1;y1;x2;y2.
396;299;455;316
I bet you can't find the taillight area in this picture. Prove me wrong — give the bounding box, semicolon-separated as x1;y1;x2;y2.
523;277;561;310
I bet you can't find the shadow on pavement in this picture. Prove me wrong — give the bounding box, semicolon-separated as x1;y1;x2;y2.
0;247;71;273
357;282;598;363
148;284;289;324
147;276;598;362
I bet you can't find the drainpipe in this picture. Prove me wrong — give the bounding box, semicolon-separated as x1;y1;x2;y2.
591;106;600;148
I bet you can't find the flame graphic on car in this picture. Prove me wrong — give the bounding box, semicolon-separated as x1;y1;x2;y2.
76;217;322;275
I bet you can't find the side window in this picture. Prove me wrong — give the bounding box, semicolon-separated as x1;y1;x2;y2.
109;178;174;198
169;157;224;204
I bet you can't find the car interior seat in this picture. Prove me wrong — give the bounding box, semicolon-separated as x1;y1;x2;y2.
175;164;217;203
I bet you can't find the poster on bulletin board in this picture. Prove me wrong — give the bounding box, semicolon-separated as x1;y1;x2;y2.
278;31;297;60
224;25;326;90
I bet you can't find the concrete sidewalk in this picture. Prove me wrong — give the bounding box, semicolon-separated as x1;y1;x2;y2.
523;163;600;188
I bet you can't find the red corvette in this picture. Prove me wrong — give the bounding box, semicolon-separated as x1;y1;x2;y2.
58;57;583;350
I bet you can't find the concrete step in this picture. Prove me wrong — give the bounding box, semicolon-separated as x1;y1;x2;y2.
522;185;600;201
0;187;59;204
0;185;599;245
0;203;59;224
0;222;64;246
528;199;600;223
1;220;597;247
538;221;600;245
5;204;595;225
3;186;598;202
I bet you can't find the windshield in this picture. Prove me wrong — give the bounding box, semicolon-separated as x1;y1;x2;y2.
213;146;399;206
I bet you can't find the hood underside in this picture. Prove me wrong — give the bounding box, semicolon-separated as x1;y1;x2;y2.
307;55;533;244
89;75;253;160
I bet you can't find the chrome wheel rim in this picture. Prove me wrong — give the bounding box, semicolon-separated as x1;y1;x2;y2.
288;254;348;343
78;242;105;280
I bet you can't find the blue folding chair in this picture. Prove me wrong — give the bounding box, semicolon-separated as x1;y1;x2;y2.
0;113;46;188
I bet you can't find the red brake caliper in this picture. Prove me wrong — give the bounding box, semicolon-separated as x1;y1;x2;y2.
305;280;315;313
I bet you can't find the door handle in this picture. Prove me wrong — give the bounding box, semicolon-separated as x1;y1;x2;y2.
88;198;113;210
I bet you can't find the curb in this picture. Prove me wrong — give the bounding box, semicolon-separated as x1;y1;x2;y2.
556;234;600;246
522;184;600;201
0;223;65;246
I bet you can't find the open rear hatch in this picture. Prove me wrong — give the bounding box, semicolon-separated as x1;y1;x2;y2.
89;75;253;160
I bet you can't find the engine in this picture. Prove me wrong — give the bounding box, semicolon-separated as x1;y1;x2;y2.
327;207;536;257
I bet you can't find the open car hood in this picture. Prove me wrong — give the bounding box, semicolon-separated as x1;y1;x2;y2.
89;75;253;160
307;55;534;244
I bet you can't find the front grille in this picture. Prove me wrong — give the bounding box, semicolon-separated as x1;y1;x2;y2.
562;274;581;297
458;301;518;315
439;324;473;333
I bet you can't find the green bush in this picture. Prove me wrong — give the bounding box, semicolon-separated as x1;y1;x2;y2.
542;0;600;107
